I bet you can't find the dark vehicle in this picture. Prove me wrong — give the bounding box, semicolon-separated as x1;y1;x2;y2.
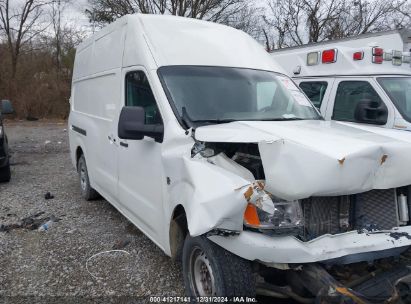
0;100;14;182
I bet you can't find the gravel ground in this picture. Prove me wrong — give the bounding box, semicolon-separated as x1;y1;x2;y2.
0;121;184;303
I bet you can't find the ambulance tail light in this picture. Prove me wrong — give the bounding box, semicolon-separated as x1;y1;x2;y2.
372;47;384;64
322;49;337;63
353;51;363;61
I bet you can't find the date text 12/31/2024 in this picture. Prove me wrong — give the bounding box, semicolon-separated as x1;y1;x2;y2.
149;296;258;303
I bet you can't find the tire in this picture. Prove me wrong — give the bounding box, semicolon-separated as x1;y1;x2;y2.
77;155;99;200
182;235;256;299
0;160;11;183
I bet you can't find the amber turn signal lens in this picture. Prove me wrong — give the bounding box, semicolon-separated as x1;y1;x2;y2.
244;203;260;227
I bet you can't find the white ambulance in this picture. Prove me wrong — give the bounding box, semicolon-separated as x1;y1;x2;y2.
271;30;411;131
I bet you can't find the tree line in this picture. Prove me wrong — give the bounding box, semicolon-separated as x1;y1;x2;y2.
0;0;410;119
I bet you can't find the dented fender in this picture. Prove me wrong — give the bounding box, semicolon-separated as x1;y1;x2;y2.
165;153;250;236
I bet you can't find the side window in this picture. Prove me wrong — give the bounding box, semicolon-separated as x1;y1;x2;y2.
332;81;384;123
125;71;162;125
299;81;328;109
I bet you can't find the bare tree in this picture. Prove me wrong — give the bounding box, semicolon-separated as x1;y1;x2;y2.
0;0;48;78
326;0;411;39
265;0;411;48
86;0;250;28
303;0;343;43
263;0;309;49
50;0;62;73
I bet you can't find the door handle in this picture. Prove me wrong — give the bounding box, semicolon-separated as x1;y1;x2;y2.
108;135;116;143
120;142;128;148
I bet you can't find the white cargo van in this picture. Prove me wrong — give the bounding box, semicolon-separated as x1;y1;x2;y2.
271;30;411;132
70;15;411;302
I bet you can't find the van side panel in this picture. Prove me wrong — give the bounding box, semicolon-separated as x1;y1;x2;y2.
93;30;124;74
70;22;127;201
72;42;93;80
74;73;118;120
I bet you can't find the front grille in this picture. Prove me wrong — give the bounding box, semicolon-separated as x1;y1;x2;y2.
302;189;402;240
302;196;340;239
356;189;398;230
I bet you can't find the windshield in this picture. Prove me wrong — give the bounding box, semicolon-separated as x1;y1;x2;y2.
378;77;411;122
158;66;321;126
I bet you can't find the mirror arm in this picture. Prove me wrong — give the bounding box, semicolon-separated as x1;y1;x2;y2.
123;122;163;142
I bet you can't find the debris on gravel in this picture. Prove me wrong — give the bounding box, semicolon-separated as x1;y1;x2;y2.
0;121;184;302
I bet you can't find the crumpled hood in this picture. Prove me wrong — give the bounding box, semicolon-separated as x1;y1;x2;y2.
195;120;411;200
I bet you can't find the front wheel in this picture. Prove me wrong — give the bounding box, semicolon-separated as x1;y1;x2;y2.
182;235;255;298
0;161;11;183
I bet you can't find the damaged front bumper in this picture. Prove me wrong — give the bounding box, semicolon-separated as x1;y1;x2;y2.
209;230;411;303
208;227;411;264
210;226;411;301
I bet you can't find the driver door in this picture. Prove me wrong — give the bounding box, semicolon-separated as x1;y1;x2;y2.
117;67;165;245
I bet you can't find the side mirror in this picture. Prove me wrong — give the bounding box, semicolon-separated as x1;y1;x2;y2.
1;100;14;115
118;106;163;143
354;99;388;125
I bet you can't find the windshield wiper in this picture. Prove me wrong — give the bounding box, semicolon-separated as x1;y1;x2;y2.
192;119;236;124
259;117;307;121
181;108;235;128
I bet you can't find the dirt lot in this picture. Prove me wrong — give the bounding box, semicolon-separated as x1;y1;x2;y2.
0;121;184;303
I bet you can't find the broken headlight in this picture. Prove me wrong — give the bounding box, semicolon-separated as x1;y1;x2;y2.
243;182;303;235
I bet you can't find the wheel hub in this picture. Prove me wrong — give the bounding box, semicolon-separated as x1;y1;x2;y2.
190;247;216;296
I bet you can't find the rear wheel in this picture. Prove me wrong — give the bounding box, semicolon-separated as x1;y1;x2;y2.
182;235;255;299
77;155;99;200
0;160;11;182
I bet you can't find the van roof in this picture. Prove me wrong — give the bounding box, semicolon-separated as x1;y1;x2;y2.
270;29;411;78
75;14;284;76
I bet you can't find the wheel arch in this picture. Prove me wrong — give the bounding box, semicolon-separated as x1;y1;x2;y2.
169;204;189;261
75;146;84;169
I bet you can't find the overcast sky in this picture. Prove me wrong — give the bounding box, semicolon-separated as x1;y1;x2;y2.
63;0;91;31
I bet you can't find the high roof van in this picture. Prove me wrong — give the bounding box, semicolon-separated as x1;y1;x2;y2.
70;15;411;302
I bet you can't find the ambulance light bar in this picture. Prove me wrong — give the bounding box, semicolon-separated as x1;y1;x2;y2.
372;47;383;64
304;47;410;67
391;50;402;66
307;52;320;66
392;50;402;58
353;51;363;60
322;49;337;63
306;49;337;65
372;47;384;56
383;52;392;61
